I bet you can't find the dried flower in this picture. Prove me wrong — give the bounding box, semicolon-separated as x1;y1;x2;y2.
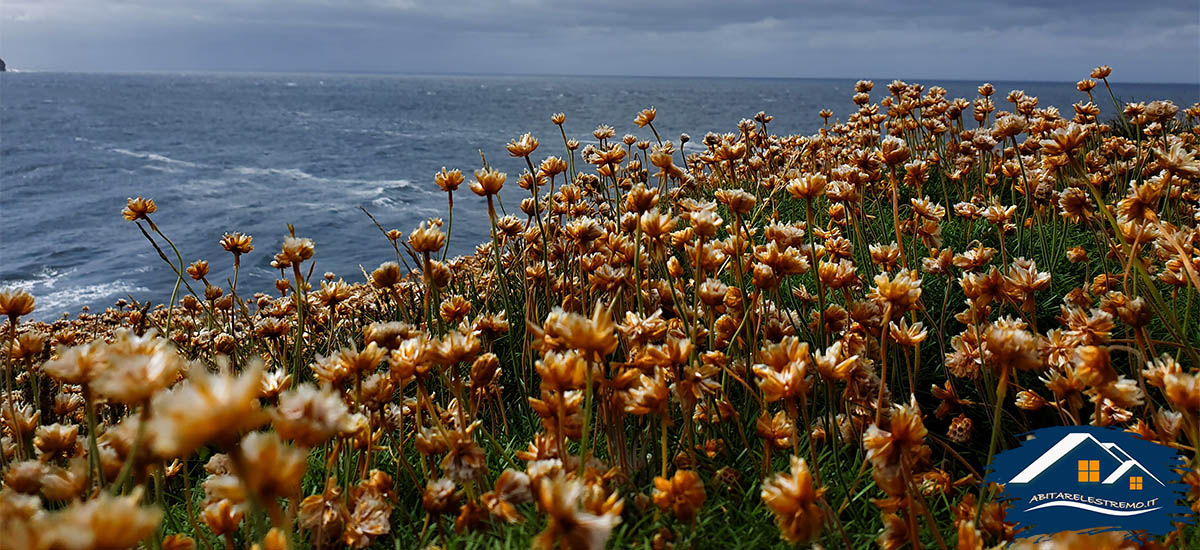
0;289;35;322
45;489;163;550
219;232;254;256
652;469;706;524
761;456;825;543
91;330;184;404
533;474;622;550
122;196;157;221
148;362;267;457
471;167;507;196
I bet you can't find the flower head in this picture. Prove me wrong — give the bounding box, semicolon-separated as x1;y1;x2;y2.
471;167;507;196
149;361;268;457
219;232;254;255
634;107;657;128
45;489;163;550
435;167;465;192
281;235;315;264
272;383;363;447
652;470;706;524
122;196;157;221
0;289;35;322
761;456;826;543
506;133;539;158
91;330;184;404
533;474;622;550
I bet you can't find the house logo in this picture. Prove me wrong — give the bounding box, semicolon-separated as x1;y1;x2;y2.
985;425;1191;537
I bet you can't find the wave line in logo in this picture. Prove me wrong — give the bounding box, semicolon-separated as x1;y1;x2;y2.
1024;501;1161;516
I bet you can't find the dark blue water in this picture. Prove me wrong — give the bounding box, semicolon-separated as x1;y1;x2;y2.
2;72;1196;318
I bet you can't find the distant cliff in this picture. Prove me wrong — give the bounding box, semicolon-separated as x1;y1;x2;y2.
0;58;6;72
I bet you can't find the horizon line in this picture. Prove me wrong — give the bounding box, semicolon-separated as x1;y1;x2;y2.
4;67;1198;87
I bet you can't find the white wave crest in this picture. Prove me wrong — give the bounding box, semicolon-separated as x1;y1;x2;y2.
109;148;200;168
36;281;150;315
4;267;73;292
2;267;147;317
231;166;318;180
229;166;411;188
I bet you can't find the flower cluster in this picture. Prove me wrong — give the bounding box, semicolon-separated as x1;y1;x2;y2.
2;67;1199;549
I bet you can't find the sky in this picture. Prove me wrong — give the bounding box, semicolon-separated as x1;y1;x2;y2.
2;0;1199;83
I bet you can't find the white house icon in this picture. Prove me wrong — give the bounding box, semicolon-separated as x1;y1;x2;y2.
1008;432;1164;486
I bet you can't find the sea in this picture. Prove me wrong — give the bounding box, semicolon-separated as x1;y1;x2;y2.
1;72;1197;320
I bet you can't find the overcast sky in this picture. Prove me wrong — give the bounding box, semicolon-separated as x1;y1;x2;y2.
3;1;1198;82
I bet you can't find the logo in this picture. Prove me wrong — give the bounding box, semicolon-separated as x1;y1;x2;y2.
985;425;1191;537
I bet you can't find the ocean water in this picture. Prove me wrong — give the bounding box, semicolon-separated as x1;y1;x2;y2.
1;72;1196;319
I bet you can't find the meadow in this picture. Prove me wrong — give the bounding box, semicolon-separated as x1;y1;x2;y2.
1;66;1198;549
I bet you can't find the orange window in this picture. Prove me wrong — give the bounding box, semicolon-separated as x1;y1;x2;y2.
1077;460;1100;483
1130;477;1143;490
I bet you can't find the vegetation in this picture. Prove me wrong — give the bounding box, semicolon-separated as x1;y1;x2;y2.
2;66;1199;550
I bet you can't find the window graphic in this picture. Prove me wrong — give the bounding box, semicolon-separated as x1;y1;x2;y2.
1130;476;1143;490
1077;460;1100;482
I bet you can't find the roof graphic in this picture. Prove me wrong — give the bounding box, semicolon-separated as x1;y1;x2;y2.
1102;443;1133;462
1008;432;1164;485
1102;457;1163;485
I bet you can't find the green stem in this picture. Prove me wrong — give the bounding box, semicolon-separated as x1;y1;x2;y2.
110;402;151;494
3;320;25;460
83;385;106;488
979;368;1009;517
290;263;307;387
441;192;454;262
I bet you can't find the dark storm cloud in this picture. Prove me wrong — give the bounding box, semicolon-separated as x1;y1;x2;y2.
3;0;1197;82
